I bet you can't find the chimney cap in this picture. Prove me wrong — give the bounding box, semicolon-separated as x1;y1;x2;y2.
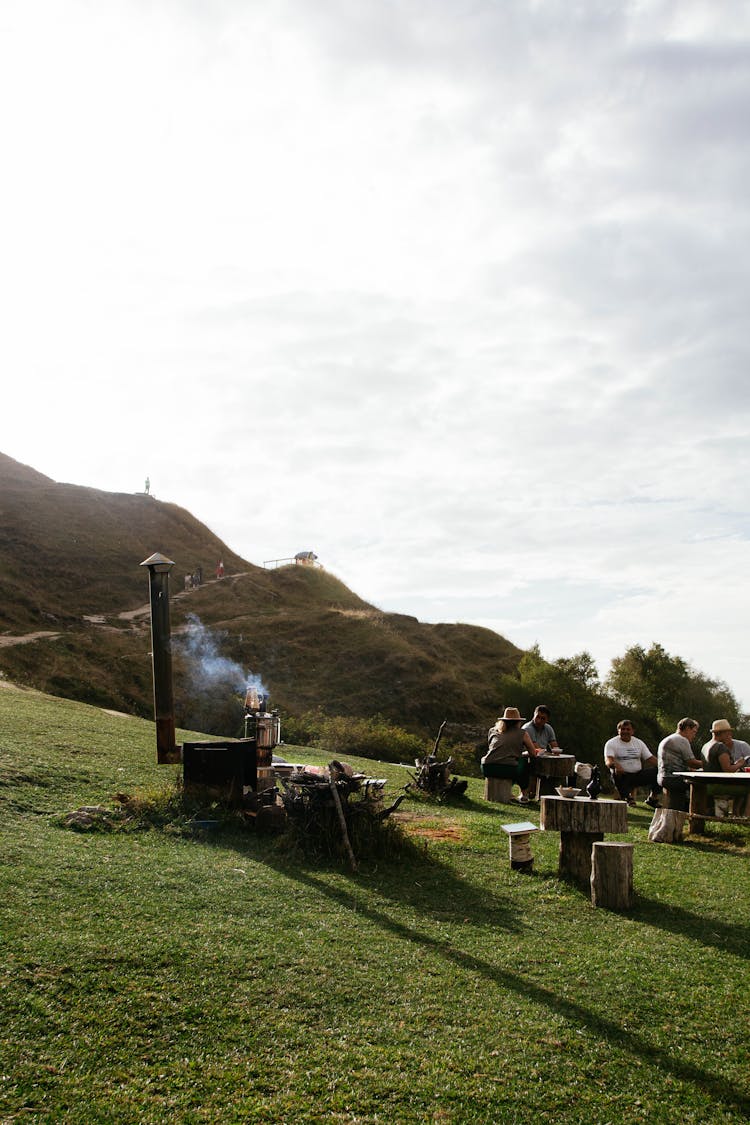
140;552;175;572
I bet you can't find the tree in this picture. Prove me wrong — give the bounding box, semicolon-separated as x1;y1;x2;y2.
554;651;600;689
605;641;744;736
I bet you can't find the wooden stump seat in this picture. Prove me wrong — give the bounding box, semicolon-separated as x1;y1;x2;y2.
540;796;628;890
590;841;633;910
484;776;514;804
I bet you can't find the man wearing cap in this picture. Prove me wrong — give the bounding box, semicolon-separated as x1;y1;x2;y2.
604;719;662;808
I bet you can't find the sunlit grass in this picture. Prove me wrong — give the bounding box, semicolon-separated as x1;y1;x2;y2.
1;684;749;1123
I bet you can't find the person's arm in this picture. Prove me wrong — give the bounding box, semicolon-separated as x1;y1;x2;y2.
717;750;745;773
522;731;541;757
605;753;621;773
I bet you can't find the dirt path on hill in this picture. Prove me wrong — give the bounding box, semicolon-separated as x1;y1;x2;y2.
0;630;61;648
0;570;261;650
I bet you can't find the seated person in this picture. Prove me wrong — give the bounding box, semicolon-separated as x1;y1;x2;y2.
604;719;661;808
522;705;562;796
657;718;703;811
701;719;750;816
522;705;559;753
482;707;539;804
701;719;750;771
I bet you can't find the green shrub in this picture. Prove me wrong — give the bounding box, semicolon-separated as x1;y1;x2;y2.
280;711;429;764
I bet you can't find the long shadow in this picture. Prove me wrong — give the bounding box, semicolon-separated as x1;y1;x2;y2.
255;835;526;933
632;895;750;959
246;850;750;1117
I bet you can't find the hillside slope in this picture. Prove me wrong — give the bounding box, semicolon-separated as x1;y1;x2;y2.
0;451;523;735
0;451;251;629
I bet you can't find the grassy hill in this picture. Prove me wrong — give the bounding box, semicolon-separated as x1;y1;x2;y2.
0;451;250;628
2;683;749;1123
0;452;523;738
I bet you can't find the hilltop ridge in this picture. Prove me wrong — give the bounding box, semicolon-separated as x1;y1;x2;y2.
0;451;523;735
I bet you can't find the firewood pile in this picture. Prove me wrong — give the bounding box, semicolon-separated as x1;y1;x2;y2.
277;760;406;870
410;721;468;799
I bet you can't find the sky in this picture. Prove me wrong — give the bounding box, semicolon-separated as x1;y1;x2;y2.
2;0;749;709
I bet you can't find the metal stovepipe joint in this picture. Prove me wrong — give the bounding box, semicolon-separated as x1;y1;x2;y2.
140;552;180;764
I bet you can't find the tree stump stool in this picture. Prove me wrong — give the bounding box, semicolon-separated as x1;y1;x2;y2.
484;776;514;803
540;796;628;890
590;841;633;909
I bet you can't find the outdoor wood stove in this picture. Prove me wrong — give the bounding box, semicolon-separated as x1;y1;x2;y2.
141;551;280;808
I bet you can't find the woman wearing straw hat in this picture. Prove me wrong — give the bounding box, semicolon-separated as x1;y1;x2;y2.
481;707;539;803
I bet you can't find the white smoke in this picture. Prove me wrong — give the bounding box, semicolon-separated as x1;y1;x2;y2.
178;614;267;699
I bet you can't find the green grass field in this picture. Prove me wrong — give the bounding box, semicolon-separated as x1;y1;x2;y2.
2;682;749;1124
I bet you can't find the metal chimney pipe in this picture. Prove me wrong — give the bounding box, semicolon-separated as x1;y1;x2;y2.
140;552;180;764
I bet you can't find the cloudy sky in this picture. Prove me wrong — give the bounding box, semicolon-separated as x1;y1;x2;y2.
2;0;749;707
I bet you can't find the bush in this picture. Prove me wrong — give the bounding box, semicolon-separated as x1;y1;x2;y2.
280;711;429;764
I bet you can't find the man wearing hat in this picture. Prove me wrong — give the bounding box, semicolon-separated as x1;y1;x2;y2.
701;719;750;772
482;707;540;804
701;719;750;817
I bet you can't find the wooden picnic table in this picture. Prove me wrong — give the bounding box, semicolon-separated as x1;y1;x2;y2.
540;796;628;889
531;753;575;798
674;771;750;833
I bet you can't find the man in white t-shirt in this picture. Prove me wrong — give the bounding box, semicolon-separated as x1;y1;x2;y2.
604;719;661;808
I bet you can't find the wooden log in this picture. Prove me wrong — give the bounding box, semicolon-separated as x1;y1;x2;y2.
688;783;708;835
560;830;602;888
329;777;358;873
533;754;575;779
648;807;688;843
484;776;514;803
539;796;628;835
591;841;633;910
540;797;628;890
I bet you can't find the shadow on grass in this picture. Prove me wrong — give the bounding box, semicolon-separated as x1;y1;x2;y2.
261;837;525;933
633;895;750;960
256;852;750;1117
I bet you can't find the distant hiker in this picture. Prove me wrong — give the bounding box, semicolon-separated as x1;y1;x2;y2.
604;719;661;808
184;574;193;591
144;476;150;495
481;707;538;804
194;566;202;586
216;559;224;579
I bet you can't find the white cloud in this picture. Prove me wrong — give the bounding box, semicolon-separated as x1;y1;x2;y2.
1;0;748;708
